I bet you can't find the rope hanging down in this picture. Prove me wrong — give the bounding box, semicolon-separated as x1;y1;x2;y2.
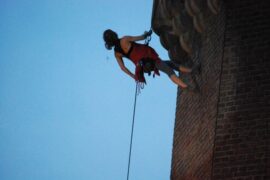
126;28;152;180
126;83;139;180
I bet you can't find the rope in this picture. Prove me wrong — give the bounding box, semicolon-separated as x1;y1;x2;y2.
126;83;139;180
126;28;152;180
144;29;152;46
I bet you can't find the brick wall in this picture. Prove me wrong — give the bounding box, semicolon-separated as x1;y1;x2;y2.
170;2;226;179
212;1;270;179
171;0;269;180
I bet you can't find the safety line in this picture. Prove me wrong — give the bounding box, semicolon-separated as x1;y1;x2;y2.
126;83;138;180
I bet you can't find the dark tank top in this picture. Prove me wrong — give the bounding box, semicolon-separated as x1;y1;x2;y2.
114;39;133;58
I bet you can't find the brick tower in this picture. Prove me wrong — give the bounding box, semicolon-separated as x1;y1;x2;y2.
151;0;269;179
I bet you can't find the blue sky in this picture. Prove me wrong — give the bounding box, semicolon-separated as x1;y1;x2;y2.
0;1;177;179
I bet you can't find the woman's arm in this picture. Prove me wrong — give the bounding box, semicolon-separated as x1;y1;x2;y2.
123;34;145;42
123;30;152;42
115;52;135;79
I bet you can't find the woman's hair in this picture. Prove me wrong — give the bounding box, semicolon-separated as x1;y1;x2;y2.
103;29;119;50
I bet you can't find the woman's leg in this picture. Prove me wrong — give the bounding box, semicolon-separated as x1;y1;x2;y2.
163;61;192;73
156;61;188;88
179;63;201;74
170;74;188;88
179;65;192;73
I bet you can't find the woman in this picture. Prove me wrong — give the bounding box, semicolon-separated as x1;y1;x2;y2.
103;29;197;89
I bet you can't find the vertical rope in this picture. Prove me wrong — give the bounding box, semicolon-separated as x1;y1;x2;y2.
211;2;227;178
126;28;151;180
126;83;138;180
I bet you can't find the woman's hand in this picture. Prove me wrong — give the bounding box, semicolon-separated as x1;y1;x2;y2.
115;52;136;80
143;30;152;38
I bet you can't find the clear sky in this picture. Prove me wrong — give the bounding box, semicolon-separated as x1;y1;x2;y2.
0;0;177;180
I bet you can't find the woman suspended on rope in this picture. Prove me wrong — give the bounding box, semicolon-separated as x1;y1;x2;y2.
103;29;199;89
